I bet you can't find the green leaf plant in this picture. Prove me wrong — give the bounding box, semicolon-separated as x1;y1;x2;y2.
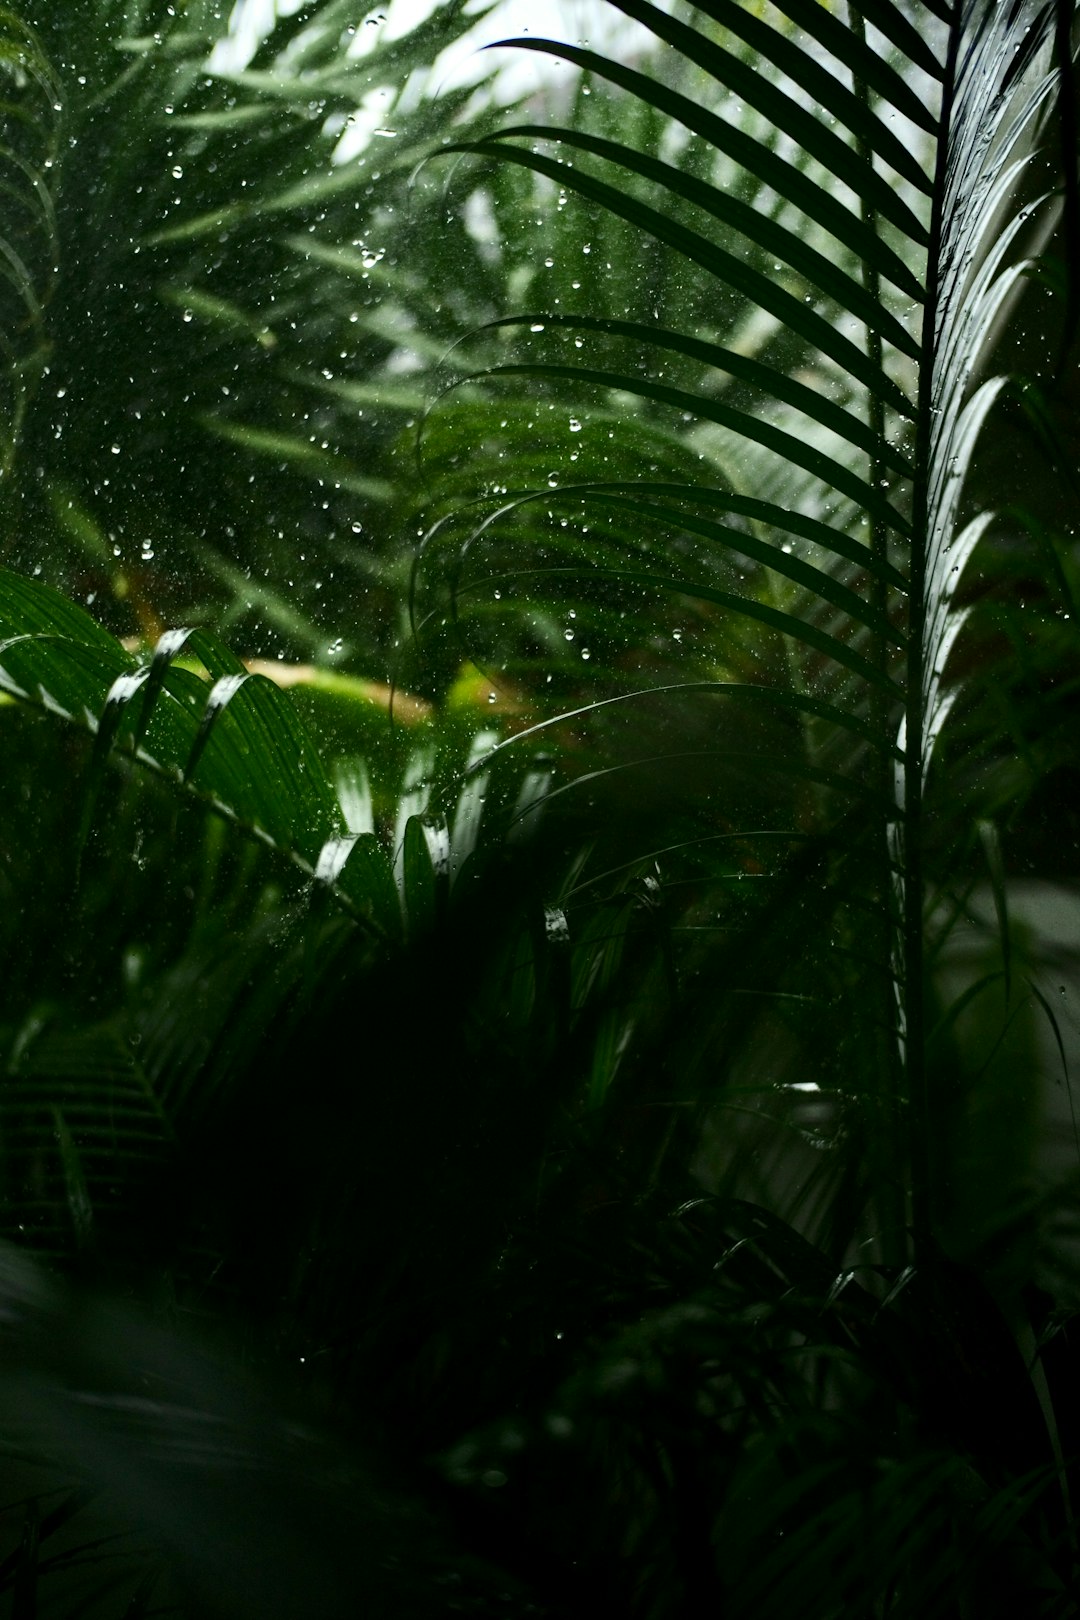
413;0;1080;1268
0;1;1079;1616
0;0;516;681
403;0;1080;1608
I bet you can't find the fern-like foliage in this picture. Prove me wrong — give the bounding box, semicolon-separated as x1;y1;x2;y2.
418;0;1075;1258
0;0;513;672
0;2;1076;1615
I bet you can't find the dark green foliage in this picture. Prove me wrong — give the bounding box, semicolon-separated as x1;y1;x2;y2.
0;0;1078;1616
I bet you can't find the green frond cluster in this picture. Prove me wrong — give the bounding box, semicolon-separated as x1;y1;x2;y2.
0;1;1077;1614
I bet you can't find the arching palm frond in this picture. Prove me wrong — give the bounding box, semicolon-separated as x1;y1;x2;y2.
0;3;1077;1615
423;0;1075;1261
0;0;512;674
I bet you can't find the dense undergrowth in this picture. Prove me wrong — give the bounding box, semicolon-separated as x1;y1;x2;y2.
0;1;1078;1615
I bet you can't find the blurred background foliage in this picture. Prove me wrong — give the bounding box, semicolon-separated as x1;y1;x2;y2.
0;0;1077;1617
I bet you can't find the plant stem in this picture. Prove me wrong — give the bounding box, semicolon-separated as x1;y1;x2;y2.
848;1;908;1268
907;2;964;1261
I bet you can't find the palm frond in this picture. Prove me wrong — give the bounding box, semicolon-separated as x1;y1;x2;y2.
424;0;1073;1260
0;0;514;678
0;2;1077;1614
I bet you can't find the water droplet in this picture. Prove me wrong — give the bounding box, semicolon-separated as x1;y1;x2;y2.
488;691;497;704
182;308;193;322
569;418;581;433
530;322;545;333
544;257;554;268
351;520;363;534
372;128;397;139
581;647;591;660
110;443;120;455
547;474;559;488
171;165;183;179
564;628;575;641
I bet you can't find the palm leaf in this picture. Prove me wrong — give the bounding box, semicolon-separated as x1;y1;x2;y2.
0;560;554;950
0;3;1076;1613
425;0;1071;1257
0;0;512;676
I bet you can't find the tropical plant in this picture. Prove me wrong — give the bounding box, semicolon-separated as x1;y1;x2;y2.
414;0;1080;1248
0;0;531;678
0;0;1078;1617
